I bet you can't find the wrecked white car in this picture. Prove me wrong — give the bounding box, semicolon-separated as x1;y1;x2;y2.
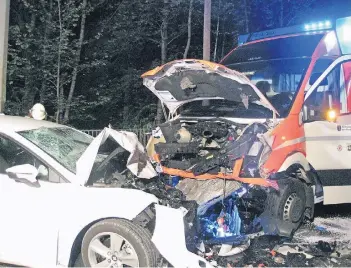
0;115;210;268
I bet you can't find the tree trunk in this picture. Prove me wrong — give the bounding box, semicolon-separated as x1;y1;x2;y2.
56;0;62;123
213;0;220;62
279;0;284;27
40;0;52;103
155;1;170;125
22;12;38;113
183;0;193;59
203;0;211;61
220;15;226;59
243;0;249;33
63;0;88;123
40;24;48;103
123;74;132;125
161;6;168;64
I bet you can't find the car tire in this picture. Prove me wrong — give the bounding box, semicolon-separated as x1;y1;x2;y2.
73;253;84;267
265;178;307;227
81;219;158;267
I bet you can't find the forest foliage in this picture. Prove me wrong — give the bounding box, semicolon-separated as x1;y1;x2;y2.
6;0;323;129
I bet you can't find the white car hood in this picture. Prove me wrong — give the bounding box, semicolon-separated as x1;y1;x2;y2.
76;127;157;185
142;59;278;115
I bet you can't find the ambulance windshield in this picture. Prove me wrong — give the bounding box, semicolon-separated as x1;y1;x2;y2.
220;34;325;117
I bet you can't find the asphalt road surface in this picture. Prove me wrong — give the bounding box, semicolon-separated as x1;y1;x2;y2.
295;204;351;245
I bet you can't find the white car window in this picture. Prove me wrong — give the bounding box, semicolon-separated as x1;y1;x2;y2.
18;127;93;173
0;136;49;181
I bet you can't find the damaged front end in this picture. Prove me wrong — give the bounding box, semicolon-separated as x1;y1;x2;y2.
76;127;213;267
140;59;305;258
76;58;303;265
76;125;297;267
142;59;279;188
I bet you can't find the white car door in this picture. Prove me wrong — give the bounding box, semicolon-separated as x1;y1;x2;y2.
0;135;61;267
304;55;351;205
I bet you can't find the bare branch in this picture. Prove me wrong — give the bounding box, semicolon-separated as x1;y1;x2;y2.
63;0;88;123
167;33;183;45
56;0;62;123
183;0;194;59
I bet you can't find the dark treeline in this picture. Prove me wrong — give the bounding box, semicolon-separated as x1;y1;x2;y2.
5;0;348;129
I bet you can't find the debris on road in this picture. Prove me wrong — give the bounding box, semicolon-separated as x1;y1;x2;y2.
274;245;313;259
273;256;284;264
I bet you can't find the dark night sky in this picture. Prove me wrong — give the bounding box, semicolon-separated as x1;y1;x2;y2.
298;0;351;23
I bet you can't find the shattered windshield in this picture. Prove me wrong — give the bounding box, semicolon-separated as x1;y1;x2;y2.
18;127;93;173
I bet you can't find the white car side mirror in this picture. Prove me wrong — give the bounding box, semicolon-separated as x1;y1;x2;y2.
6;164;38;184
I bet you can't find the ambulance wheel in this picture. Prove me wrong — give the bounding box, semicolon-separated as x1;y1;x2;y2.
266;178;306;226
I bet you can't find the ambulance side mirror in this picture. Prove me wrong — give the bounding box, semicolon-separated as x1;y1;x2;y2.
302;105;309;122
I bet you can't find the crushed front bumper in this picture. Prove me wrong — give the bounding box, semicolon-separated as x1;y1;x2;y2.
152;204;214;268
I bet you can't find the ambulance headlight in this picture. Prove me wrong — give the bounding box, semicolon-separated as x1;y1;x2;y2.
326;109;337;122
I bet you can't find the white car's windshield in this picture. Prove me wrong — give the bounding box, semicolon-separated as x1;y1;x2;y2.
18;127;93;173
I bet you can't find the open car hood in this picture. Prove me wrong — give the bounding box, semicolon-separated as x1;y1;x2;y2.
75;128;157;186
142;59;277;115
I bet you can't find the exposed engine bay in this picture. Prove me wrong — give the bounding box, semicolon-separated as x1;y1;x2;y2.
151;118;272;179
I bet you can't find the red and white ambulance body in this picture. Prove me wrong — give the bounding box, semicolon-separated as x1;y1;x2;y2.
143;16;351;229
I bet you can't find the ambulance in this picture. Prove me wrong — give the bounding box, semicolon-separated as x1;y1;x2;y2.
219;16;351;206
143;16;351;231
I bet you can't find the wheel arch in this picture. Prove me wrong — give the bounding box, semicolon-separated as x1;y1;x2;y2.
275;152;323;220
278;152;311;175
276;152;323;188
67;217;119;267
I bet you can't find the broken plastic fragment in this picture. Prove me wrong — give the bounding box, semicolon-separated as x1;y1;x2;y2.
218;240;250;257
275;245;313;259
240;93;249;109
315;226;328;233
152;127;163;138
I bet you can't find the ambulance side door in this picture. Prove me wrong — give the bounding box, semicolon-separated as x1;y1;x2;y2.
303;55;351;205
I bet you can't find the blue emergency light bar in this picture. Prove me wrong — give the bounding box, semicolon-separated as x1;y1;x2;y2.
238;20;333;45
304;21;332;31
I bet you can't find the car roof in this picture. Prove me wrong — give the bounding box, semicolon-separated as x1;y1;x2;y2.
0;115;66;132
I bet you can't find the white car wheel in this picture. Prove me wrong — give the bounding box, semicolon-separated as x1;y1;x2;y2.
88;232;139;267
81;219;158;267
